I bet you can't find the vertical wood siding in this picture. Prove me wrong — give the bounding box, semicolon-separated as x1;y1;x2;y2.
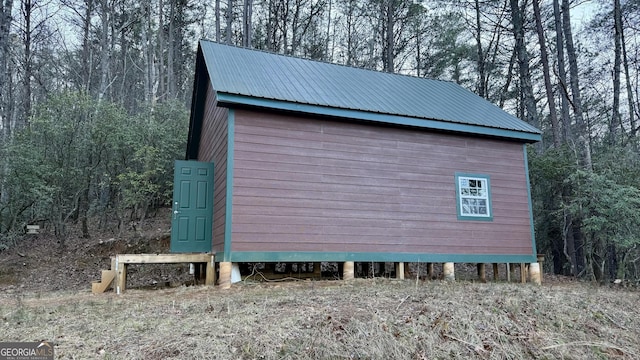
197;84;228;253
231;110;533;256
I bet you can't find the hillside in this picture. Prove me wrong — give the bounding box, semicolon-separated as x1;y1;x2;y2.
1;209;639;359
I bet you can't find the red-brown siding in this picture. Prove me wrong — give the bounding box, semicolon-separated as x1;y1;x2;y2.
197;84;228;253
230;109;533;256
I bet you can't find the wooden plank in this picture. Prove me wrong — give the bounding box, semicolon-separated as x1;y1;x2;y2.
395;262;405;280
116;253;212;264
205;254;216;286
477;263;486;283
520;263;527;283
116;263;127;294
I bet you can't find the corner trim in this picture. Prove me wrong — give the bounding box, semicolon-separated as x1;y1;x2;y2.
523;144;538;256
223;109;235;262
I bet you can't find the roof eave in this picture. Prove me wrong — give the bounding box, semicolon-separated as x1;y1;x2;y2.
216;92;542;143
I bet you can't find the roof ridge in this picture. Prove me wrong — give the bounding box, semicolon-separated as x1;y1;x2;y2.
199;39;456;85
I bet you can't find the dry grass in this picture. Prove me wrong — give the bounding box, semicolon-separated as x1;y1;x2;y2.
1;278;639;359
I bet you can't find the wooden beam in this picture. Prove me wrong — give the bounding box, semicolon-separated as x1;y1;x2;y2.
219;262;232;289
116;263;127;294
529;262;542;285
520;263;527;283
477;263;486;283
205;255;216;286
443;262;455;281
313;262;322;277
110;253;215;294
116;253;212;264
427;263;434;280
395;262;405;280
492;263;499;281
343;261;355;280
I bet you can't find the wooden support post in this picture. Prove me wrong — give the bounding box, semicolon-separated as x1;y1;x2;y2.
529;262;542;285
219;262;232;289
427;263;434;280
443;262;455;281
395;262;405;280
115;260;127;294
492;263;499;281
343;261;355;280
520;263;527;283
313;262;322;278
536;254;545;283
205;255;216;286
477;263;486;283
507;263;515;282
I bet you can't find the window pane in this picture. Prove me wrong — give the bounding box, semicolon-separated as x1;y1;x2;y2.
457;175;491;219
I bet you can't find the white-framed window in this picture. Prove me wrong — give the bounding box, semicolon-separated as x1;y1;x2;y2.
455;173;492;220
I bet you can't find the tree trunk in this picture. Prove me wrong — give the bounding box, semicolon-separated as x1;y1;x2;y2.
216;0;221;42
168;0;176;99
499;48;516;109
509;0;538;128
0;0;13;139
80;0;93;93
226;0;233;44
533;0;560;147
141;2;152;103
474;0;486;98
612;0;622;144
158;0;165;101
0;0;14;209
619;3;636;139
562;0;592;171
553;0;571;142
97;0;110;102
21;0;32;128
243;0;252;48
382;0;394;73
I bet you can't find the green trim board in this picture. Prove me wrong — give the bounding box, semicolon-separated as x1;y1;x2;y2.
227;251;537;263
455;172;493;221
216;93;542;143
222;109;235;262
523;144;538;256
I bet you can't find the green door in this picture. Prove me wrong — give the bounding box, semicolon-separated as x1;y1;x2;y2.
170;160;214;253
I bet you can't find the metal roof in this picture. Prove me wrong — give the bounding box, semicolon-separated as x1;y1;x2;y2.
197;40;541;141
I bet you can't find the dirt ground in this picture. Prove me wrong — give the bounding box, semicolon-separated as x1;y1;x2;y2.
1;210;639;359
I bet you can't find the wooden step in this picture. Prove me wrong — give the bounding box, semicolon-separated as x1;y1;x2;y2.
91;269;116;294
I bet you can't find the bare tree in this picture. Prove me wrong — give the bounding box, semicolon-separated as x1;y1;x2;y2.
509;0;538;127
533;0;560;147
0;0;14;140
553;0;571;142
562;0;591;170
216;0;221;42
612;0;622;144
243;0;252;47
226;0;233;44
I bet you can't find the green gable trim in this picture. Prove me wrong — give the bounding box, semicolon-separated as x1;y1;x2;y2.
523;144;538;256
217;93;542;143
227;251;537;263
455;173;493;222
223;110;235;262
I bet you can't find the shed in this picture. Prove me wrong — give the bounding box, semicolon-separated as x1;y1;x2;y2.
184;40;541;272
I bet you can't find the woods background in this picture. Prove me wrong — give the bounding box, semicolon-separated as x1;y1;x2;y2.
0;0;639;282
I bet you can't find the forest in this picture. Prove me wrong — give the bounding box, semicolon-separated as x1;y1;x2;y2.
0;0;639;283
